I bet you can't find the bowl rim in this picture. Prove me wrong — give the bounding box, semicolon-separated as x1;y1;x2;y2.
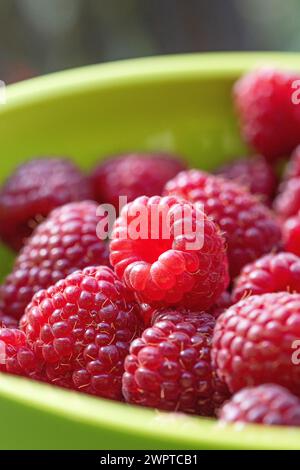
3;52;300;449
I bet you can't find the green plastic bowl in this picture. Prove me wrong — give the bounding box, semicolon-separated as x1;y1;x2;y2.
1;52;300;450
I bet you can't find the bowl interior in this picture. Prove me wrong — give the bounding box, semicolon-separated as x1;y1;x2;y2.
1;52;300;449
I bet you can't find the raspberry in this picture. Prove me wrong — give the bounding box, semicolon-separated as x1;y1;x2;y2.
233;252;300;302
282;215;300;256
215;155;277;203
122;310;230;415
0;158;92;250
234;68;300;161
274;147;300;219
212;292;300;396
20;266;142;399
90;153;186;209
0;311;18;329
0;201;109;320
209;291;233;319
164;170;281;277
219;384;300;427
0;328;38;378
110;195;229;309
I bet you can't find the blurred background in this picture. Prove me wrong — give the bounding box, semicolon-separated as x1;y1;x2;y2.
1;0;299;83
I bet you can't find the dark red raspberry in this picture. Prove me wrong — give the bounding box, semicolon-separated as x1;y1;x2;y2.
90;153;186;209
215;155;277;203
274;147;300;219
20;266;142;399
0;158;92;250
219;384;300;427
0;201;109;320
164;170;281;277
110;195;229;309
212;292;300;396
209;291;233;319
122;310;230;415
0;328;38;378
283;215;300;256
234;68;300;161
233;252;300;302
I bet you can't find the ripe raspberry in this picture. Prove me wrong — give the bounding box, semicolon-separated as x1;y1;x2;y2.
282;215;300;256
0;311;18;329
233;252;300;302
212;292;300;396
0;328;38;378
209;291;233;319
219;384;300;427
91;153;186;209
0;201;109;320
110;195;229;309
274;147;300;219
0;158;92;250
234;68;300;161
215;155;277;203
164;170;281;277
122;310;230;415
20;266;142;399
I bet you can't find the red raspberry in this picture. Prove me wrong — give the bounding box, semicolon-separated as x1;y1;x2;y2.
282;215;300;256
110;195;229;309
274;147;300;219
212;292;300;396
215;155;277;203
209;291;233;319
219;384;300;427
164;170;281;277
20;266;142;399
0;201;109;320
234;68;300;161
122;310;230;415
90;153;186;209
0;158;92;251
0;328;38;378
0;311;18;329
233;252;300;302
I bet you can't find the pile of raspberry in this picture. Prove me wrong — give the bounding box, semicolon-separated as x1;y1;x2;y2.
2;66;300;430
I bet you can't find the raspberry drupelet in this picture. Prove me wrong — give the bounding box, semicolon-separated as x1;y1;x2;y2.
110;195;229;309
282;215;300;257
164;170;281;277
233;68;300;161
0;328;39;378
0;201;109;320
20;266;142;399
219;384;300;427
122;309;230;415
90;152;186;209
212;292;300;396
0;158;92;250
233;252;300;302
215;155;277;203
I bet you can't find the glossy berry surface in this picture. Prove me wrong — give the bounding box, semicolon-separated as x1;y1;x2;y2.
110;195;229;309
282;215;300;256
234;68;300;161
0;328;38;378
123;310;230;415
20;266;142;399
233;252;300;302
219;384;300;427
215;155;277;203
0;158;92;250
212;292;300;396
0;201;109;320
164;170;281;277
91;153;186;209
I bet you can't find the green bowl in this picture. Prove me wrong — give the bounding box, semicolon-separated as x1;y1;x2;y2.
1;52;300;450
